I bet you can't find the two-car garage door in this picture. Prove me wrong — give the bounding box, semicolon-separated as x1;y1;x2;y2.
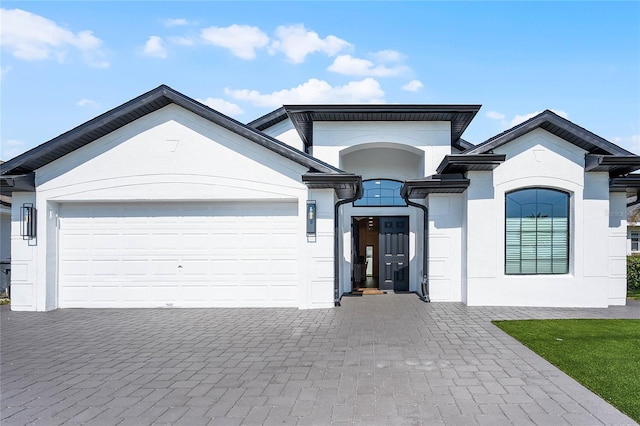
58;201;300;308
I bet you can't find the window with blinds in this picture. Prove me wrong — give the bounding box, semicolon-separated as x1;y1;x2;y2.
505;188;569;274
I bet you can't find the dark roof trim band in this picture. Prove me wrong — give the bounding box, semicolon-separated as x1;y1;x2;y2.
302;172;363;199
436;154;506;175
0;173;36;194
401;175;471;199
585;154;640;176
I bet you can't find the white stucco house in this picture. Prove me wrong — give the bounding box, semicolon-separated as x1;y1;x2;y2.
2;85;640;311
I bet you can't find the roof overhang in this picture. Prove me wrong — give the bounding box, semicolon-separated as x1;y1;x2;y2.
1;85;343;177
302;173;362;199
610;175;640;198
283;104;481;150
246;107;288;131
0;173;35;195
436;154;506;174
465;110;633;156
401;174;471;199
585;154;640;176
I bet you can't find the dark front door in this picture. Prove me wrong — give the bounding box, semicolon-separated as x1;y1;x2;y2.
379;216;409;292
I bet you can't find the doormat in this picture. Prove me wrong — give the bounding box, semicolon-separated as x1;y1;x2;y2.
357;288;387;295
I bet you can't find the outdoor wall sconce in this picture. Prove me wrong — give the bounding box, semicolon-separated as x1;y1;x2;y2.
306;200;316;237
21;203;36;240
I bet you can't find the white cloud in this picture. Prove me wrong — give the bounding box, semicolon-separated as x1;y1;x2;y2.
373;49;405;63
77;98;98;108
196;97;244;116
0;8;109;68
486;110;506;120
269;24;351;63
225;78;384;107
1;139;28;160
328;55;408;77
402;80;423;92
509;109;568;127
163;18;189;27
201;24;269;60
612;134;640;154
142;36;167;58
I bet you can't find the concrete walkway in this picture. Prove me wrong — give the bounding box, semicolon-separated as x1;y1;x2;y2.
1;295;639;425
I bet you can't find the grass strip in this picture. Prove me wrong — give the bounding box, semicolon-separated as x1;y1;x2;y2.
492;319;640;422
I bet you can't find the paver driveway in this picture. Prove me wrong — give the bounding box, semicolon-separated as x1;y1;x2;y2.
2;294;639;425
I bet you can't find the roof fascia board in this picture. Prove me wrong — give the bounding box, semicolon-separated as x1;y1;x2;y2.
1;86;170;175
585;154;640;175
246;107;288;131
283;104;481;148
401;175;471;199
302;172;363;199
436;154;506;174
464;111;632;156
0;173;36;194
1;85;344;176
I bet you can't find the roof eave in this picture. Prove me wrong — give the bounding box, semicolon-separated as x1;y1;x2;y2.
585;154;640;176
436;154;506;175
465;111;632;156
0;85;344;177
401;175;471;199
0;173;36;195
302;172;362;199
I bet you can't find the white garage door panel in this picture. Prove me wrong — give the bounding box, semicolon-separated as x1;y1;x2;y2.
58;201;300;308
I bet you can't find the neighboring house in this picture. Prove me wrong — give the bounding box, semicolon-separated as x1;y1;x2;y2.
1;85;639;311
628;201;640;255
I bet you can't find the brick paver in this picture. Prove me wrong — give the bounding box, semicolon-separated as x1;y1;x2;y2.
2;296;639;425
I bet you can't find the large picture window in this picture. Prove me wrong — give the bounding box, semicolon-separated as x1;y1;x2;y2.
353;180;407;207
505;188;569;274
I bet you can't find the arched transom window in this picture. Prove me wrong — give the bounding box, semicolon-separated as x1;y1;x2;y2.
354;180;407;207
505;188;569;274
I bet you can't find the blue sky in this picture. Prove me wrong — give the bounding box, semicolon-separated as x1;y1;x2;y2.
1;1;639;160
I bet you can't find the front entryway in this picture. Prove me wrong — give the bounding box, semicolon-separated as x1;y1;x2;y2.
352;216;409;292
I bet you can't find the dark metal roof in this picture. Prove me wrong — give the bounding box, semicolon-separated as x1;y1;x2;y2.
0;85;344;177
283;104;481;149
464;110;633;156
401;174;471;199
302;173;362;199
436;154;506;175
246;107;288;131
452;138;475;152
585;154;640;176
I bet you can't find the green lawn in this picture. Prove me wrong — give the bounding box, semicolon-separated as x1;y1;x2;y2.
493;319;640;422
628;289;640;300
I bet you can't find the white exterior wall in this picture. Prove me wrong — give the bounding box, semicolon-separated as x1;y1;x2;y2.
13;104;333;311
428;194;464;301
259;118;305;152
9;192;37;310
311;122;451;174
465;129;614;307
306;189;336;308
